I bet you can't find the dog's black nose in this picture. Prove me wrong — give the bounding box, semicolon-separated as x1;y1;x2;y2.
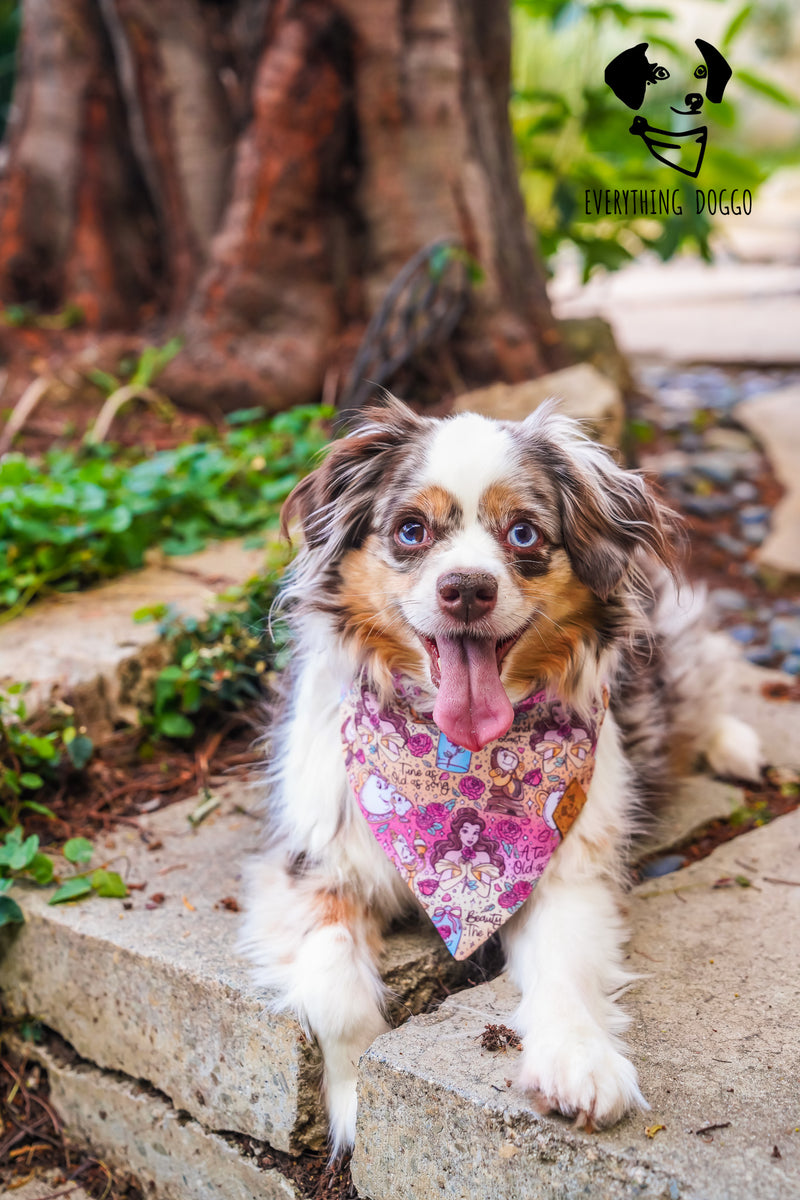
684;92;703;113
437;571;498;624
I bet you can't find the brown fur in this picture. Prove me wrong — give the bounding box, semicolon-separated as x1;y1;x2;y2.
503;553;604;696
337;539;426;690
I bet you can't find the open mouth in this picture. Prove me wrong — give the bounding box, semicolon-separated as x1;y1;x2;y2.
417;626;528;753
420;630;524;688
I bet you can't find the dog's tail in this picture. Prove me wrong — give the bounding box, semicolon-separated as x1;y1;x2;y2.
658;583;763;782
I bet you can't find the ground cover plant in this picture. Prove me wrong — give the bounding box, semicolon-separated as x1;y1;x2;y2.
0;403;330;621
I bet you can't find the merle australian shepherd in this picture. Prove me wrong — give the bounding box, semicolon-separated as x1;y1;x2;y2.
240;397;760;1151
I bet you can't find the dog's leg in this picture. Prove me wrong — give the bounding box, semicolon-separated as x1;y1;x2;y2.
242;854;392;1152
501;711;646;1127
240;627;407;1151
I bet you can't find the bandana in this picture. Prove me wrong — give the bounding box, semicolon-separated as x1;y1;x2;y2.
340;678;608;959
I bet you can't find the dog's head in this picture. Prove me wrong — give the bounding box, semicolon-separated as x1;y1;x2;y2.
604;38;731;114
282;397;678;751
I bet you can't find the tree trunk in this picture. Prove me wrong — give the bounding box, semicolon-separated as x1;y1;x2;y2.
0;0;568;412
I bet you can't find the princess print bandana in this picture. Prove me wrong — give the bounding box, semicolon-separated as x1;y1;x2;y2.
340;680;608;959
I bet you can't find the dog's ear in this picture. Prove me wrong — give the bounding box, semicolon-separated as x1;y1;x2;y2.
281;394;426;556
553;448;680;600
524;408;680;600
604;43;651;109
695;38;732;104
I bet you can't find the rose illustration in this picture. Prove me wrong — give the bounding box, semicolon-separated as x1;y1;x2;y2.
437;925;452;940
416;803;448;831
523;769;542;787
417;878;439;896
459;775;485;800
495;818;521;844
407;732;433;758
498;879;534;909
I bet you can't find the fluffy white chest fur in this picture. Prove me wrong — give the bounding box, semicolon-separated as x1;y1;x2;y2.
239;398;761;1152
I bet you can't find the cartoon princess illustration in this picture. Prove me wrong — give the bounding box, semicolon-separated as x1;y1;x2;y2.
486;746;526;815
430;808;505;898
356;687;410;762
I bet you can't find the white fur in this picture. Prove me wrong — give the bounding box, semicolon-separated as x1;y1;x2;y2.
422;413;514;518
239;617;412;1151
502;710;647;1125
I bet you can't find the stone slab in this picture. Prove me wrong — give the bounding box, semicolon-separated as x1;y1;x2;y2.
735;386;800;580
0;783;465;1154
0;538;272;734
730;659;800;773
12;1035;299;1200
452;363;624;447
353;810;800;1200
551;259;800;365
636;777;745;860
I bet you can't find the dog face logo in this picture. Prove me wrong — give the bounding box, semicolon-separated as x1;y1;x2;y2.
604;39;732;178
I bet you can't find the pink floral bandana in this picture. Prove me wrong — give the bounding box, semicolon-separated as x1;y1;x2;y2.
340;678;608;959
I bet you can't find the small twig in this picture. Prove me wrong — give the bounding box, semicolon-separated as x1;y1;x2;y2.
695;1121;731;1135
763;876;800;887
85;383;165;445
0;375;51;454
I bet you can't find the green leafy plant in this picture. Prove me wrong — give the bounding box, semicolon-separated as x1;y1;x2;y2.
0;827;126;927
134;560;287;742
511;0;799;278
0;685;93;828
0;302;85;330
0;404;331;621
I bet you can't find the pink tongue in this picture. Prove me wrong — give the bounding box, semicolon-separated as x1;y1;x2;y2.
433;637;514;752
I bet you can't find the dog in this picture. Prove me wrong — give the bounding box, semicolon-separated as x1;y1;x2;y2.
240;396;761;1151
604;39;732;177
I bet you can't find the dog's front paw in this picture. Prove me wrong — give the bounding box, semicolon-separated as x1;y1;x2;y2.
518;1027;647;1129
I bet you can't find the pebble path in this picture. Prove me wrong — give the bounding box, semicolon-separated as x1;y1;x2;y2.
633;363;800;676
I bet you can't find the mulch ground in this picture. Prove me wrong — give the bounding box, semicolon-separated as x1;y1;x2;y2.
19;715;262;850
0;1041;144;1199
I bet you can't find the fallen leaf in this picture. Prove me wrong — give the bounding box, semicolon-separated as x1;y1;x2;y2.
645;1123;666;1139
182;895;196;912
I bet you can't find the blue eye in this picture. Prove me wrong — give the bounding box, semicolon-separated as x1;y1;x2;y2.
396;521;429;547
507;521;539;549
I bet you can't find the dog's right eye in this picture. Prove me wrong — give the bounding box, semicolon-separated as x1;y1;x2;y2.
395;521;430;547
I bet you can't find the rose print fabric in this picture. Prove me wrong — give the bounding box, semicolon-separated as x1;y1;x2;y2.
340;678;608;960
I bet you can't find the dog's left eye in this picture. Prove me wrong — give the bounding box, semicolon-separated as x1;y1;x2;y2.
507;521;539;549
396;521;430;547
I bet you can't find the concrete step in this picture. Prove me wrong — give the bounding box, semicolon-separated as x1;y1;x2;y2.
0;538;272;736
550;258;800;365
352;809;800;1200
9;1032;300;1200
0;782;467;1155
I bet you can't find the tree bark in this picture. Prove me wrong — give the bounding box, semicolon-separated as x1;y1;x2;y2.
0;0;568;411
